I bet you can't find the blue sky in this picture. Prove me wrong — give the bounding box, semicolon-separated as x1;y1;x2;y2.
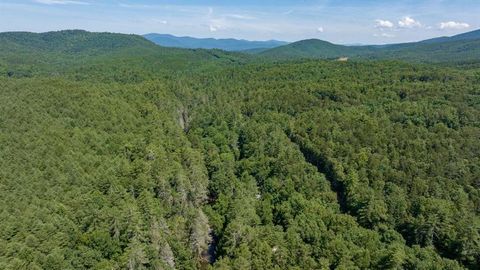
0;0;478;44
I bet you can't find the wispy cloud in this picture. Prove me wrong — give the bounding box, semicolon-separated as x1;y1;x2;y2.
317;27;324;33
225;14;255;20
374;33;395;38
118;3;154;8
151;19;168;25
439;21;470;30
33;0;89;5
208;18;228;32
205;8;255;33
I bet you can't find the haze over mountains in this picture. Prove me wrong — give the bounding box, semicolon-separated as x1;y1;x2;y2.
3;28;479;66
259;29;480;63
0;30;247;78
142;29;480;64
144;33;288;52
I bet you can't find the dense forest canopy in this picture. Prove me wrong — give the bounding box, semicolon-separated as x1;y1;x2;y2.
257;29;480;65
0;30;479;270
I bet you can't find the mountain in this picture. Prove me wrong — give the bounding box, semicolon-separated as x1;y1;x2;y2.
0;30;158;55
369;30;480;63
0;30;249;78
373;38;480;63
420;29;480;44
143;33;288;51
259;39;376;59
259;29;480;64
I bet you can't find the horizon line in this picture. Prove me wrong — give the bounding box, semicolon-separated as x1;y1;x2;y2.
1;28;478;47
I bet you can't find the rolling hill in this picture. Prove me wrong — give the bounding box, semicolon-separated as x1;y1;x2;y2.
1;30;157;54
259;29;480;64
373;38;480;63
0;30;249;79
259;39;375;59
143;33;288;51
420;29;480;44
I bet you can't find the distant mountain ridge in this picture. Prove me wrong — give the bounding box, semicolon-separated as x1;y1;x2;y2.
258;29;480;64
0;30;250;78
419;29;480;44
143;33;288;51
2;29;480;68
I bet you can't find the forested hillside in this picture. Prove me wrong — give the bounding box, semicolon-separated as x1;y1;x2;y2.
258;39;375;59
259;29;480;65
0;30;479;269
0;30;249;79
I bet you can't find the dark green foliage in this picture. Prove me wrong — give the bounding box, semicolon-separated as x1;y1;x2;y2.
0;78;209;269
259;39;376;59
373;38;480;64
0;30;155;54
0;30;479;269
0;30;250;79
259;29;480;65
182;60;479;269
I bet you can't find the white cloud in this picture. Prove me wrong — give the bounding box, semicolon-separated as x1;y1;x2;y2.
439;21;470;30
375;19;394;29
398;16;421;28
34;0;88;5
317;27;324;33
209;25;217;32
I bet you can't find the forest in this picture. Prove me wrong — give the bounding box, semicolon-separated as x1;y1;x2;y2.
0;30;479;270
